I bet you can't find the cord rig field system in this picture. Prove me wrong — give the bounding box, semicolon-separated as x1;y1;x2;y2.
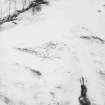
0;0;49;25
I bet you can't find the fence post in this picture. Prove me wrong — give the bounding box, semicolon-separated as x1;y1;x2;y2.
8;0;11;16
0;8;2;19
14;0;17;12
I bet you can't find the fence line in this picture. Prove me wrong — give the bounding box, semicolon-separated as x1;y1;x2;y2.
0;0;48;25
0;0;32;20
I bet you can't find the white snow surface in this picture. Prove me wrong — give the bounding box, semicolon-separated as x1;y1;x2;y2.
0;0;105;105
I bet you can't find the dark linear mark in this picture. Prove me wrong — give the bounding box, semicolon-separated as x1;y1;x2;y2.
16;47;48;59
56;85;62;89
91;36;105;44
16;47;34;53
80;36;91;40
0;0;48;25
80;35;105;44
25;66;42;77
30;68;42;76
16;41;69;60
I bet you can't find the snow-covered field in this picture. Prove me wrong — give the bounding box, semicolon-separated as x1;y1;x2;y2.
0;0;105;105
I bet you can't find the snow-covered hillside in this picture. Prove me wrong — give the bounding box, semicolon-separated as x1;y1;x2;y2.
0;0;105;105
